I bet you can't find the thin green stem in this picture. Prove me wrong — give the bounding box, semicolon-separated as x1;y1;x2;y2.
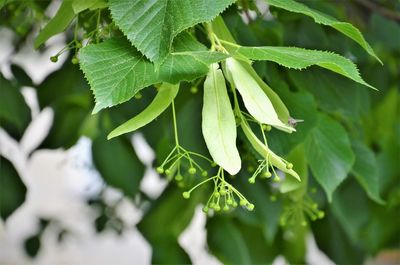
171;101;180;146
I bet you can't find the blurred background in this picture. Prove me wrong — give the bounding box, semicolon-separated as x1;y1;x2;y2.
0;0;399;264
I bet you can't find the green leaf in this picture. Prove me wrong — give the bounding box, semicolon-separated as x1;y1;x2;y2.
0;157;27;221
108;83;179;139
305;114;355;202
207;216;278;264
0;74;31;139
72;0;107;14
79;35;228;113
92;133;145;198
226;57;294;133
202;63;241;175
109;0;235;63
287;69;370;120
265;0;382;64
223;42;376;90
34;1;75;48
351;140;385;205
138;185;203;264
11;64;34;87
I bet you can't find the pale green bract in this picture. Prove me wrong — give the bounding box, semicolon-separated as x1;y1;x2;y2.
109;0;235;64
266;0;382;64
226;58;294;133
79;35;228;113
34;1;75;48
223;42;376;90
108;83;179;140
72;0;107;14
240;118;300;181
202;64;241;175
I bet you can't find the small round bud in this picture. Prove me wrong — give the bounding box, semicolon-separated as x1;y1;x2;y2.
263;124;272;132
182;191;190;199
273;176;280;182
175;174;183;181
75;42;83;48
201;171;208;177
211;162;217;167
134;92;142;99
202;206;209;213
223;205;229;211
71;57;79;64
247;203;255;211
248;178;255;184
165;169;172;175
50;56;58;63
190;86;198;94
214;205;221;212
213;191;220;198
317;211;325;219
209;202;215;208
226;199;233;205
232;201;238;207
263;171;272;178
239;199;247;206
286;163;293;170
301;221;307;227
188;167;196;175
156;167;164;174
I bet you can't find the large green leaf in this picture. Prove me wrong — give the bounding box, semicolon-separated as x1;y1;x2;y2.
287;69;370;121
202;63;241;175
34;0;75;48
92;133;144;198
207;216;278;264
223;42;375;89
79;34;228;113
108;83;179;139
109;0;235;64
137;185;203;264
265;0;381;63
305;115;355;201
351;140;385;205
0;74;31;139
0;157;27;221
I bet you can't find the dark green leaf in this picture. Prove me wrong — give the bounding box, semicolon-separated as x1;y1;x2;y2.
0;74;31;139
305;114;355;201
0;157;27;221
351;139;385;204
92;133;145;198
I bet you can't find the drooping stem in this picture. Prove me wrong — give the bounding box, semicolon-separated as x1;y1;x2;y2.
171;100;180;146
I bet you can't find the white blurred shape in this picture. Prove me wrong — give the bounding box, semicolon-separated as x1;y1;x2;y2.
20;107;53;156
179;206;222;265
